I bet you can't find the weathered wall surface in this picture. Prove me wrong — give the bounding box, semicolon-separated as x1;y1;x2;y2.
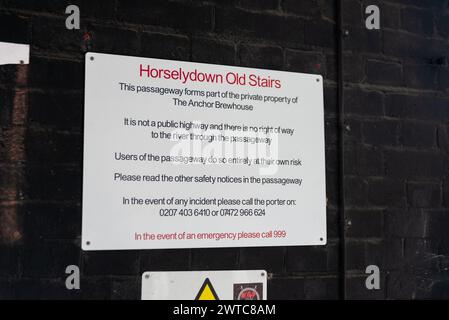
0;0;448;299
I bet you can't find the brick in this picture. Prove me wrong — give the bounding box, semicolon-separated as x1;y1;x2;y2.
403;64;438;90
321;0;337;21
83;251;140;276
304;277;338;299
346;209;383;238
346;275;385;299
385;150;445;179
365;60;402;86
401;8;434;35
436;13;449;37
191;248;238;270
326;53;365;84
430;280;449;299
268;277;304;299
90;26;139;56
0;12;30;43
29;57;83;90
284;0;321;18
325;118;338;145
363;120;399;146
345;145;384;176
385;0;442;7
239;247;284;273
407;182;441;208
325;54;337;81
117;0;213;31
215;8;305;43
344;27;381;53
379;239;403;269
198;0;236;7
0;133;8;163
111;277;140;300
192;38;235;65
0;65;27;89
0;88;15;128
0;245;20;276
385;209;426;238
383;30;449;59
326;173;339;207
367;178;405;207
28;91;83;130
403;238;437;271
444;180;449;206
0;279;13;299
285;49;324;74
426;210;449;241
437;125;449;154
76;0;117;19
0;167;23;201
344;176;368;207
434;238;447;256
140;249;190;271
0;204;19;244
326;243;339;272
0;0;116;19
373;1;400;29
25;130;82;164
304;19;336;48
386;271;428;299
238;0;279;11
326;147;338;174
326;209;339;239
286;246;328;272
239;43;283;69
22;241;80;277
364;241;385;268
24;166;82;201
81;276;112;299
345;88;384;116
440;67;449;91
343;0;362;26
386;94;449;122
31;17;84;54
141;32;190;61
22;203;80;240
343;53;364;83
346;241;366;270
344;118;363;145
324;86;337;115
400;122;436;148
11;278;80;299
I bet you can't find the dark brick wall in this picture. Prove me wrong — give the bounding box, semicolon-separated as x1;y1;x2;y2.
0;0;448;299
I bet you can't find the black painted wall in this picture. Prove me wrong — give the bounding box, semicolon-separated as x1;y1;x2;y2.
1;0;449;299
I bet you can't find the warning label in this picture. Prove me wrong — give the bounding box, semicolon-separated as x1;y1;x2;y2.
195;278;219;300
233;282;263;300
141;270;267;300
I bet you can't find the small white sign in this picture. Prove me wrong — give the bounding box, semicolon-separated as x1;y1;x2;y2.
82;52;326;250
0;42;29;65
141;270;267;300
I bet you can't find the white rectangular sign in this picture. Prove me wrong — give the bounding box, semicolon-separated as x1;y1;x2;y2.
0;42;29;65
82;52;326;250
141;270;267;300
